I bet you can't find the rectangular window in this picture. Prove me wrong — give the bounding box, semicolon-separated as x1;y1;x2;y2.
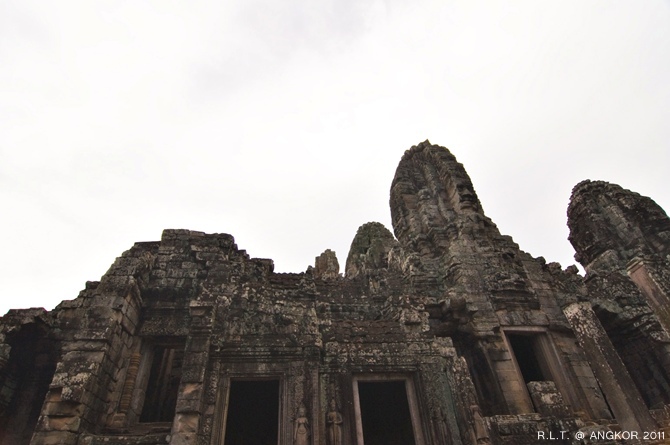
507;333;550;384
139;345;184;422
222;380;280;445
352;376;425;445
503;329;582;415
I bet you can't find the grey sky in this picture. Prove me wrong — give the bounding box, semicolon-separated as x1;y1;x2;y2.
1;1;668;315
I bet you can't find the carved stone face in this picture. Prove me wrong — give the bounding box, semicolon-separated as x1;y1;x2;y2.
329;399;337;411
298;406;306;416
456;183;477;211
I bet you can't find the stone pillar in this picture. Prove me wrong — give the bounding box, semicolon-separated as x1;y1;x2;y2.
627;257;670;333
308;364;320;445
488;337;533;415
289;357;320;445
418;361;463;445
430;338;467;445
169;300;215;445
563;302;657;434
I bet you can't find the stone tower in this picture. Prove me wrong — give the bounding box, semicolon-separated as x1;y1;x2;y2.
1;141;669;444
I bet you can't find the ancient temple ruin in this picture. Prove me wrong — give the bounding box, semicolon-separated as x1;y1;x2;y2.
2;141;670;444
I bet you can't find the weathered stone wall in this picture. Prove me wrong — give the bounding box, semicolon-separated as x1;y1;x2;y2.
1;141;669;444
568;179;670;418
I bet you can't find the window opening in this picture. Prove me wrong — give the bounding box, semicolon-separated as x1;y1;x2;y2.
223;380;280;445
507;334;548;384
139;345;183;422
357;381;416;445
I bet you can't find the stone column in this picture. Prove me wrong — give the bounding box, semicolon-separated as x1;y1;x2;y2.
288;361;311;445
418;361;463;445
430;338;467;445
563;302;657;434
627;257;670;333
169;300;215;445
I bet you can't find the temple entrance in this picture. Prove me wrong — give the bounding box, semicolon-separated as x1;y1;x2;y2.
223;380;280;445
354;378;422;445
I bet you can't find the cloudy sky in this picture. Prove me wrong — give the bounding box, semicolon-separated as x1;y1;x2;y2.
1;1;668;315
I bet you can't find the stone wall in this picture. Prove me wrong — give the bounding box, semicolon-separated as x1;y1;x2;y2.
1;141;669;444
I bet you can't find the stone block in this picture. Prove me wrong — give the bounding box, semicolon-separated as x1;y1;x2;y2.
30;431;79;445
185;337;210;353
179;383;203;401
169;432;198;445
527;381;571;418
44;401;84;417
47;415;81;432
174;412;200;433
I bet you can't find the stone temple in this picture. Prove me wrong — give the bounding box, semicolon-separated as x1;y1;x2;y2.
2;141;670;445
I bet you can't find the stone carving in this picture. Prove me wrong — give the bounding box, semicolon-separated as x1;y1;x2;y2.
470;404;490;444
294;404;310;445
345;222;398;278
118;352;141;413
314;249;340;279
568;180;670;271
1;141;669;445
432;406;451;444
568;179;670;415
326;399;343;445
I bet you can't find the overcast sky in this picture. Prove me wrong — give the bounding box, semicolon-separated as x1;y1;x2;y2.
1;1;668;315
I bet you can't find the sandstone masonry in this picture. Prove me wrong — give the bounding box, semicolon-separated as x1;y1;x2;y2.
2;141;670;445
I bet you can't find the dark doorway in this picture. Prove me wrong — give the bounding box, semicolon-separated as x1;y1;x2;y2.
358;381;416;445
224;380;279;445
507;334;547;384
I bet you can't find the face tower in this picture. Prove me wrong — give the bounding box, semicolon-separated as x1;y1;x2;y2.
1;141;669;445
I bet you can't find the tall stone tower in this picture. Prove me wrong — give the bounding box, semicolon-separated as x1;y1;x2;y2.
1;141;669;445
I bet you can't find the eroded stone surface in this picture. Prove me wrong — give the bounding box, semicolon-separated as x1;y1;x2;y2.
314;249;340;280
1;141;669;445
344;222;397;279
